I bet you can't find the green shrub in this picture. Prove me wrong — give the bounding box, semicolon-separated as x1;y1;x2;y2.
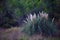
22;11;57;36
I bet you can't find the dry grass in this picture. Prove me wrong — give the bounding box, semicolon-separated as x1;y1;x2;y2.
0;27;60;40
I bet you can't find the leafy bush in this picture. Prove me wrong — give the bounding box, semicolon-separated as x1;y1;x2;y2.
22;11;57;36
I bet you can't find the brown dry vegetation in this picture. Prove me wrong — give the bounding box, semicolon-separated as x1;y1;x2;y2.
0;27;60;40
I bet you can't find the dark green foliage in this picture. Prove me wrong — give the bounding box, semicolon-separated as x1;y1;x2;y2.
0;0;19;28
0;0;43;28
0;0;59;28
45;0;60;20
39;19;57;36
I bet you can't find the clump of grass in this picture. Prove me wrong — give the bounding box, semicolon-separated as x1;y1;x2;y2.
22;11;57;36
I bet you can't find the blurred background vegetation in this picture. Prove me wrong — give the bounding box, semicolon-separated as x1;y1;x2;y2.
0;0;60;28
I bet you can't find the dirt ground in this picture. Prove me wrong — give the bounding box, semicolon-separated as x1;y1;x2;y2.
0;27;24;40
0;27;60;40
